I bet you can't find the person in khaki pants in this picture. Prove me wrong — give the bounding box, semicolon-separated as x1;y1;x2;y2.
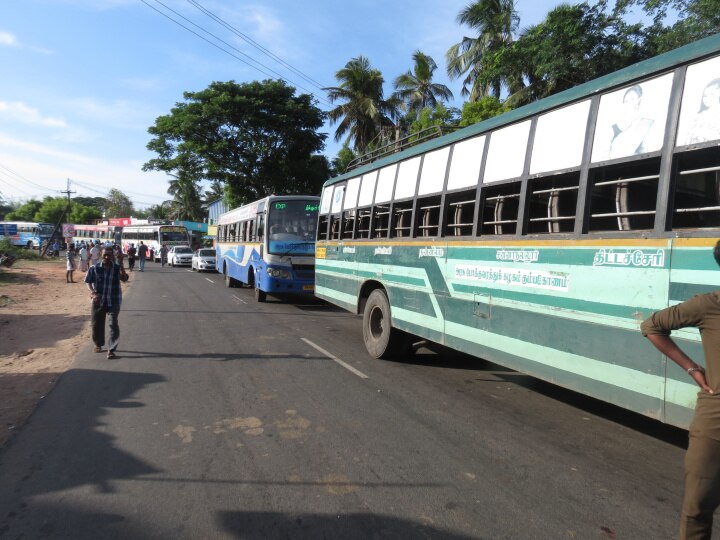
642;241;720;540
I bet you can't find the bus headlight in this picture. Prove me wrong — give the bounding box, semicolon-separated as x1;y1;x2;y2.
267;268;290;279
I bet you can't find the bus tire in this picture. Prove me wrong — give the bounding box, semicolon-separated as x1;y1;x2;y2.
225;271;238;288
255;284;267;302
363;289;410;359
26;241;33;249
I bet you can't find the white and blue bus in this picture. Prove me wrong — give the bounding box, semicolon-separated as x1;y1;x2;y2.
0;221;54;249
216;195;319;302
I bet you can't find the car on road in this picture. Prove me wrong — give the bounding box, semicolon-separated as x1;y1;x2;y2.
192;248;216;273
168;246;193;267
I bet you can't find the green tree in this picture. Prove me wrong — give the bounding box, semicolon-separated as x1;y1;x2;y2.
33;197;70;225
73;196;106;211
105;189;134;218
5;199;43;221
459;96;508;126
204;180;224;206
331;143;357;175
446;0;522;101
393;51;454;118
408;104;460;137
324;56;402;154
618;0;720;54
487;3;646;106
166;173;205;222
68;204;102;224
144;80;329;209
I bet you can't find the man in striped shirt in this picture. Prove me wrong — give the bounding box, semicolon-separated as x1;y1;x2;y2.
85;246;129;359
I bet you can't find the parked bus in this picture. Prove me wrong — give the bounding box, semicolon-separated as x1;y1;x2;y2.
315;34;720;429
121;223;190;261
0;221;54;249
216;195;319;302
66;223;121;247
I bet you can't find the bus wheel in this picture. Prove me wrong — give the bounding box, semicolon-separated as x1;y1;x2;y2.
26;241;33;250
255;284;267;302
363;289;409;359
225;271;238;288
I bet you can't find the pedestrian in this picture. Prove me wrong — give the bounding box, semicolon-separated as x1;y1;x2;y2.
127;243;137;272
51;240;60;257
65;244;77;283
642;240;720;540
137;241;148;272
85;246;129;359
89;242;101;266
78;243;88;272
160;243;168;267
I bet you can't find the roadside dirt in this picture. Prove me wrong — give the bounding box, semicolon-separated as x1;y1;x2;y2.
0;257;132;448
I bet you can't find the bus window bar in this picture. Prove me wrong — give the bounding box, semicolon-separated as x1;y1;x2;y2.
419;204;441;210
594;174;659;187
418;225;439;230
448;199;476;207
485;194;520;202
532;186;579;195
675;206;720;213
591;210;656;218
484;219;518;225
529;216;575;222
678;166;720;176
395;226;412;230
448;222;474;228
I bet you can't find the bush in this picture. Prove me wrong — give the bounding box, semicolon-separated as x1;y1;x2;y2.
0;237;41;260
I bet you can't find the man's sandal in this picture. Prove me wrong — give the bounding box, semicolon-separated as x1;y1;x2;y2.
107;351;116;359
93;346;102;353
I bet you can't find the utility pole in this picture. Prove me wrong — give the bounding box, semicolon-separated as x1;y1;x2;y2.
41;179;75;257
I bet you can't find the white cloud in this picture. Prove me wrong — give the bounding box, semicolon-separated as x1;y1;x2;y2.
0;101;67;128
0;31;18;47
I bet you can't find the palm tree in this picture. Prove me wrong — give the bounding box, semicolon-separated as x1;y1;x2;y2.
446;0;521;101
166;173;204;222
324;56;401;154
203;180;224;206
393;51;454;118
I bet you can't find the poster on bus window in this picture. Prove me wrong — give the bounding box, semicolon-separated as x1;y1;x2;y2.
591;73;674;162
677;55;720;146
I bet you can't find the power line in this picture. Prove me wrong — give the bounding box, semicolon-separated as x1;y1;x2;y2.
0;162;58;192
187;0;327;91
140;0;332;108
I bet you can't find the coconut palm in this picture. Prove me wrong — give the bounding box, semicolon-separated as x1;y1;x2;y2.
324;56;401;154
203;180;224;206
393;51;454;118
166;173;204;222
446;0;521;101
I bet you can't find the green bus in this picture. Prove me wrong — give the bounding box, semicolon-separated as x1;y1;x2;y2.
314;34;720;428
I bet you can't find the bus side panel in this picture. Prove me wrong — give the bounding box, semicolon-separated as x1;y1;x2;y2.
315;242;360;313
221;243;263;286
439;240;674;425
665;238;720;428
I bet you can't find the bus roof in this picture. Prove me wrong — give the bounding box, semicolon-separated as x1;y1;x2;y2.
324;32;720;187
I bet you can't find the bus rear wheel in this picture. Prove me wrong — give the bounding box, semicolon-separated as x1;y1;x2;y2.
255;284;267;302
363;289;410;359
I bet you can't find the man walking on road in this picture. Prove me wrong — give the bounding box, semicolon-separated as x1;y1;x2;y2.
85;246;129;359
137;241;148;272
159;243;168;267
642;240;720;540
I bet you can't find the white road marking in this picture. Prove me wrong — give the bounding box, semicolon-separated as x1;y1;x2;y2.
205;278;215;284
232;294;247;304
301;338;368;379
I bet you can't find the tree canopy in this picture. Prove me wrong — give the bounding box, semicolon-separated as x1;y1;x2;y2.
144;79;329;208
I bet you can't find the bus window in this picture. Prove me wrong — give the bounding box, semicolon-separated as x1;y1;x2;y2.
444;189;477;237
671;147;720;229
391;201;413;238
480;182;520;235
527;173;579;234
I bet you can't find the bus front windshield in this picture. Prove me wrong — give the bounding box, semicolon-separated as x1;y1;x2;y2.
160;227;188;244
267;200;318;255
38;223;55;237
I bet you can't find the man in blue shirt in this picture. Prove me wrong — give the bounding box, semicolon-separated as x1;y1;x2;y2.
85;246;129;359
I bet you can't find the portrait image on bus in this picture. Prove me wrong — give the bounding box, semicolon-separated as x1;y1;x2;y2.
676;54;720;146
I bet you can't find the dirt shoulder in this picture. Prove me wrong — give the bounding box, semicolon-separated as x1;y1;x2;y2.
0;257;132;448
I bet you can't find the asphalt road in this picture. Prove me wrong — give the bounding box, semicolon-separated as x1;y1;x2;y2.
0;261;711;539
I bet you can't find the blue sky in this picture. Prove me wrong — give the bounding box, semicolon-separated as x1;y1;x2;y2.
1;0;565;210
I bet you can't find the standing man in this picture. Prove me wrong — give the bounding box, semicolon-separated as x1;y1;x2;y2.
89;241;101;266
85;246;129;359
642;240;720;540
127;243;137;272
159;243;168;267
137;241;148;272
